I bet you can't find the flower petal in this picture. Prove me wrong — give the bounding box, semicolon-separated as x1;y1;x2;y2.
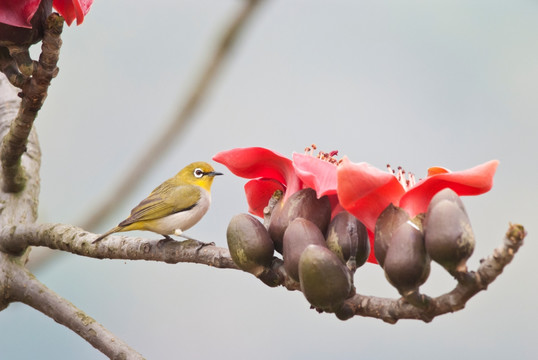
337;157;406;234
427;166;449;176
213;147;302;200
400;160;499;217
293;152;338;198
244;179;285;218
0;0;41;28
53;0;93;26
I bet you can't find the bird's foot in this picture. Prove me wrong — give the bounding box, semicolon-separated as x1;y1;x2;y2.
157;235;174;246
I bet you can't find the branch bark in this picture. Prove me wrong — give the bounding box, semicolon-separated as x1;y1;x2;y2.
81;0;266;232
1;223;238;269
0;13;63;193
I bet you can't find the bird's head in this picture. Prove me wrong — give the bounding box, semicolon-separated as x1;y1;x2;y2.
177;161;223;191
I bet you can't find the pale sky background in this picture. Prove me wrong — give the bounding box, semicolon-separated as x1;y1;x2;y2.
1;0;537;359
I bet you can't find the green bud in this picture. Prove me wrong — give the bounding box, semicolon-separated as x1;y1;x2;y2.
283;218;327;282
227;213;274;276
268;188;331;253
299;245;353;311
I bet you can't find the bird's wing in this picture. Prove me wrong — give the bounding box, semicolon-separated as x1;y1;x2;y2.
118;183;201;227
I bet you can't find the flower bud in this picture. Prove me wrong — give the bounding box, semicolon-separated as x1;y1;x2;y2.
374;204;410;267
383;221;430;293
326;211;369;269
299;245;353;311
424;190;474;276
283;218;327;282
268;188;331;253
227;214;274;276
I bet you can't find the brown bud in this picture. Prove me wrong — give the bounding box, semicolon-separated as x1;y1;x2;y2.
326;211;369;269
424;191;474;276
268;188;331;253
299;245;353;311
227;214;274;276
383;221;430;293
427;188;466;214
374;204;410;267
283;218;327;282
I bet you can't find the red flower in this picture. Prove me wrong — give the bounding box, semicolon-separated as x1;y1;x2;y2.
53;0;92;26
337;158;499;263
0;0;93;28
0;0;41;28
213;147;339;217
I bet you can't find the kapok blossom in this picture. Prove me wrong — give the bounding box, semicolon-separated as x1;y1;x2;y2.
213;146;341;218
337;158;499;263
0;0;93;28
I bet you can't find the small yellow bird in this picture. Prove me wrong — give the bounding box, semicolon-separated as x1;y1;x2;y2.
93;162;222;243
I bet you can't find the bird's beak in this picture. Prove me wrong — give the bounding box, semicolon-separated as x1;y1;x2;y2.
207;171;223;177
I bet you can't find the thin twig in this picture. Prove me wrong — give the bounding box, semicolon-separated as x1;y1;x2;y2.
0;14;63;193
82;0;265;232
0;252;145;359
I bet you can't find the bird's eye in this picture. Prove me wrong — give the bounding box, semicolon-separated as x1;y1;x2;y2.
193;168;204;178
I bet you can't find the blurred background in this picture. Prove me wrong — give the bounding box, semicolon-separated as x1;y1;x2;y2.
1;0;537;358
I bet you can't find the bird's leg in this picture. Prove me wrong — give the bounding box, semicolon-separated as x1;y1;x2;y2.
175;229;214;251
157;234;174;246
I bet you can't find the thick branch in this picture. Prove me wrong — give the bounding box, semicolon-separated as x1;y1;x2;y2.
0;253;144;359
0;13;63;193
0;223;238;269
82;0;265;231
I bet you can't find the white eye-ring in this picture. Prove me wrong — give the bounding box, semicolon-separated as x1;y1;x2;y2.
194;168;204;178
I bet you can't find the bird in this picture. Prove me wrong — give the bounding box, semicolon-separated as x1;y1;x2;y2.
93;161;223;244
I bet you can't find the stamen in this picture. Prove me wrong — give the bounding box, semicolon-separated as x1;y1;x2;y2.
387;163;416;190
408;173;416;188
304;144;341;165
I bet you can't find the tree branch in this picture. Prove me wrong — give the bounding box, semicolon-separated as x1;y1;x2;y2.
0;13;63;193
1;220;526;324
0;253;144;359
0;223;238;269
81;0;266;232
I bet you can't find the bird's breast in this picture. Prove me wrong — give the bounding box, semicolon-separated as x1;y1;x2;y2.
144;188;211;235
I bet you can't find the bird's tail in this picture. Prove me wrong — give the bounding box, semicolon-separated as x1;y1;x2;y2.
92;226;123;244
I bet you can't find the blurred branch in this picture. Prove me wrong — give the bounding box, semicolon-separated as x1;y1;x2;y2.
81;0;265;232
0;255;144;359
0;14;63;193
